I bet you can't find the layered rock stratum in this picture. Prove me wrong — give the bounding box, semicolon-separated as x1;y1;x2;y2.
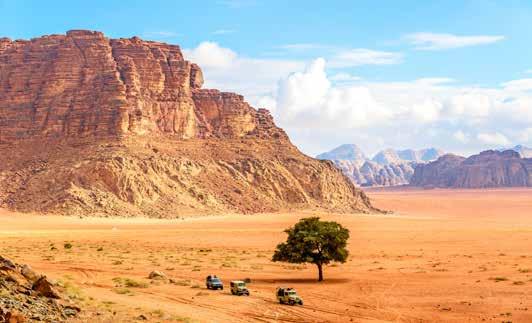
0;30;374;216
410;150;532;188
318;145;444;187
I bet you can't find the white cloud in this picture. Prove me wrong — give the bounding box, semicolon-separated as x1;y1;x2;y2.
276;58;392;128
271;58;532;154
183;42;532;156
329;49;403;68
518;128;532;142
405;32;505;50
453;130;469;143
444;91;492;119
183;41;237;68
212;29;236;35
183;42;304;101
414;78;455;86
501;78;532;92
330;72;362;82
477;132;511;146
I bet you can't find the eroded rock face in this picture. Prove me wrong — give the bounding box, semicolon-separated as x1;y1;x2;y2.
0;30;284;142
410;150;532;188
0;30;373;216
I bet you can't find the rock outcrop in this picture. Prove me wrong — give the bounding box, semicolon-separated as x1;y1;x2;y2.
0;30;374;216
0;256;79;321
410;150;532;188
318;145;443;187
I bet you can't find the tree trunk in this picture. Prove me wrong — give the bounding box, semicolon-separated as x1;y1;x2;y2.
317;263;323;281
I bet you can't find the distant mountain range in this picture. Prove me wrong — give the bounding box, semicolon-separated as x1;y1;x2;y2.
318;144;532;188
411;149;532;188
317;145;445;187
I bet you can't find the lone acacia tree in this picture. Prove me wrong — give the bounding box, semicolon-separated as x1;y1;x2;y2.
272;217;349;281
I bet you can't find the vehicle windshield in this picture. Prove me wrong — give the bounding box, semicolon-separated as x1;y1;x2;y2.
237;283;245;287
212;278;221;282
287;291;296;295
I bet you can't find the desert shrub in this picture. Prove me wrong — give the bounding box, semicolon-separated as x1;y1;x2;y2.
113;287;133;295
56;279;85;301
112;277;148;288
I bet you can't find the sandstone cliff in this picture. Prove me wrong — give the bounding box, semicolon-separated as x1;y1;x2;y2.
0;30;374;216
410;150;532;188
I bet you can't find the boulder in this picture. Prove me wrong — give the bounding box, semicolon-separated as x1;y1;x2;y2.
32;276;60;299
148;271;167;280
20;265;40;283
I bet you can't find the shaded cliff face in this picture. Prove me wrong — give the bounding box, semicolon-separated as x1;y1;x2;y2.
410;150;532;188
0;30;373;216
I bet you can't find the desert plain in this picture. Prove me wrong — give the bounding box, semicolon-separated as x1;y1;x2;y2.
1;188;531;322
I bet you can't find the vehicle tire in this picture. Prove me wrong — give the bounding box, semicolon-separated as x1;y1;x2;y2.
279;299;283;304
220;287;223;290
289;300;295;306
231;290;235;295
299;301;303;306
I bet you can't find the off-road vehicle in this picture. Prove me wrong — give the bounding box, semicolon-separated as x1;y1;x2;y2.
230;280;250;296
205;275;224;290
276;287;303;305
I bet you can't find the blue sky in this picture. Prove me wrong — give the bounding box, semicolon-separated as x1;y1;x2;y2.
2;0;532;156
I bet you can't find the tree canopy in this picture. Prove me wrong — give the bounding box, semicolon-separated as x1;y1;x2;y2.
272;217;350;281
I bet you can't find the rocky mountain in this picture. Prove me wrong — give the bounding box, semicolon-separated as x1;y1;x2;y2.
372;149;403;165
316;144;367;167
318;146;444;187
0;30;375;217
410;150;532;188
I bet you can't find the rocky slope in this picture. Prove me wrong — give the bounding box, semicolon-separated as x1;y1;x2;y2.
410;150;532;188
0;256;79;321
318;145;443;187
0;30;374;216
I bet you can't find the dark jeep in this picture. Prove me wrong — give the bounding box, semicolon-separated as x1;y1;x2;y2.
206;275;224;290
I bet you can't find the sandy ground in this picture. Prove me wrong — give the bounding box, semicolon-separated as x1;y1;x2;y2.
1;188;531;322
